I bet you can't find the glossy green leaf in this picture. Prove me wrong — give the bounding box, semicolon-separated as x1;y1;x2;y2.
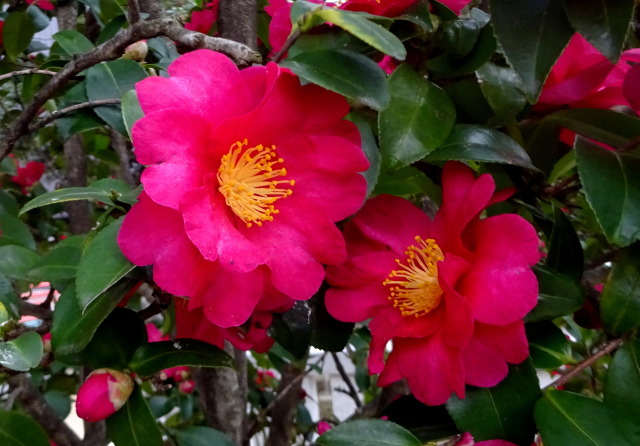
0;245;40;279
604;335;640;421
0;214;36;250
174;426;234;446
425;124;535;169
576;138;640;246
526;321;573;369
0;411;50;446
52;30;95;57
0;190;20;216
85;59;147;133
374;166;435;196
379;64;455;170
349;113;380;196
26;5;51;32
28;246;83;282
526;266;584;322
564;0;635;62
535;390;636;446
51;280;136;356
44;390;71;419
129;339;235;377
314;9;406;60
492;0;573;101
121;90;143;139
0;332;43;372
106;386;163;446
545;207;584;281
270;301;312;360
86;309;147;369
0;274;20;320
442;19;482;59
545;108;640;149
317;419;421;446
20;178;133;215
76;219;134;311
3;12;35;60
281;49;389;111
600;247;640;335
446;361;540;445
475;62;527;122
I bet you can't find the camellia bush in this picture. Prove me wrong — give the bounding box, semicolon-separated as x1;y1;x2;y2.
1;0;640;445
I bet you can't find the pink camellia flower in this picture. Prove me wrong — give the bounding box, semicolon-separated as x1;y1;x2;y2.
26;0;55;11
317;420;332;435
340;0;418;17
178;379;196;394
539;33;640;110
326;162;539;406
76;369;134;422
10;158;45;194
185;1;219;35
118;50;367;328
455;433;519;446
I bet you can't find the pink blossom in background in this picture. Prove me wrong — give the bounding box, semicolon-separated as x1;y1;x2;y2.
326;162;539;406
26;0;55;10
340;0;417;17
178;380;196;394
317;421;332;435
10;158;45;194
118;50;367;331
185;1;219;35
454;432;520;446
76;369;134;422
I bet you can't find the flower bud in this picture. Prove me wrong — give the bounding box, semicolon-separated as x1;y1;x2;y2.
122;40;148;62
317;421;332;436
76;369;134;422
178;379;196;394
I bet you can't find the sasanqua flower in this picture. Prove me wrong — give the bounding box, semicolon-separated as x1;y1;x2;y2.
76;369;134;422
325;162;539;405
118;50;367;328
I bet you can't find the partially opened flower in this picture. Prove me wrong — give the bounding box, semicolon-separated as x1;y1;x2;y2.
326;162;539;405
118;50;368;328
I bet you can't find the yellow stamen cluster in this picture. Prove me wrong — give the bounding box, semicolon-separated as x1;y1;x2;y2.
217;139;295;227
383;237;444;318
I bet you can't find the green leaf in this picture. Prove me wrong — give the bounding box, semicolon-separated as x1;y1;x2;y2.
0;190;20;216
52;30;95;57
0;245;40;279
2;12;36;60
545;109;640;149
106;386;163;446
0;332;43;372
545;207;584;281
526;266;584;322
564;0;635;62
475;62;527;122
534;390;636;446
314;9;406;60
20;178;133;215
379;64;455;170
576;138;640;246
86;308;147;369
491;0;573;101
174;427;235;446
76;219;134;311
129;339;234;377
374;166;435;196
121;90;143;139
0;214;36;250
349;113;380;196
85;59;147;133
604;335;640;421
26;5;51;32
0;274;20;320
446;361;540;445
28;246;83;282
442;19;482;59
526;321;573;369
270;301;312;360
317;419;422;446
51;280;136;356
0;411;50;446
425;124;535;170
44;390;71;419
600;247;640;335
281;49;389;111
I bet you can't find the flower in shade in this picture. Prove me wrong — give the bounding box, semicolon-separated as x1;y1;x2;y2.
317;421;333;435
118;50;367;329
454;432;520;446
76;369;134;422
10;157;45;194
185;1;219;35
326;162;539;406
26;0;55;10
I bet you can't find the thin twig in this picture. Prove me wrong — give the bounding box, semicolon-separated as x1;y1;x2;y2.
0;69;57;83
28;99;121;132
331;352;361;408
269;29;301;63
546;338;624;389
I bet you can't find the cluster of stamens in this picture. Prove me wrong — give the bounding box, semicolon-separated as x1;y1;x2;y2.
382;237;444;318
217;139;295;227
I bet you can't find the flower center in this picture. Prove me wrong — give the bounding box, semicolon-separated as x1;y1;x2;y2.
383;237;444;318
217;139;295;227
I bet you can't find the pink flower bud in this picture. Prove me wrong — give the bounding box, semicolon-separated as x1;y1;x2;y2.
178;379;196;394
76;369;134;422
317;421;332;435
